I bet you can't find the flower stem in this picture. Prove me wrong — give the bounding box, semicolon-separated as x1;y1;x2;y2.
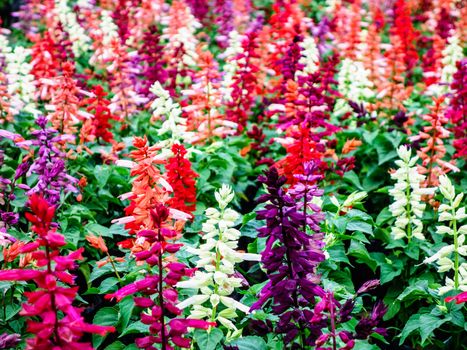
157;226;167;350
106;251;122;283
451;202;459;289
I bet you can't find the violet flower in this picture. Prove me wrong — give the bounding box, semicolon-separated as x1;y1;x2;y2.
214;0;234;48
24;116;78;204
0;333;20;349
251;164;326;346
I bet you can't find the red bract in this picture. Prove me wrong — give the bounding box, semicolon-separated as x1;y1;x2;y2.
391;0;419;77
81;85;118;144
30;31;61;101
226;30;260;132
48;62;87;135
446;59;467;159
0;193;114;349
166;144;198;215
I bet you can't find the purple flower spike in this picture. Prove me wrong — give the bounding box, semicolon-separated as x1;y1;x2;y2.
252;163;326;346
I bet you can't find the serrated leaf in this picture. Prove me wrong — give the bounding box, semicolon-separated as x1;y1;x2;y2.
379;259;404;284
104;342;125;350
118;296;134;332
347;241;377;272
94;165;111;188
347;221;373;235
397;280;430;302
399;314;421;344
99;277;119;294
92;307;118;348
193;328;224;350
419;314;450;344
120;321;149;337
86;223;112;238
229;336;268;350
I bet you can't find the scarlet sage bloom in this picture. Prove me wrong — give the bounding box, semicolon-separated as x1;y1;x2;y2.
446;59;466;159
446;292;467;304
80;85;118;144
30;31;61;101
226;30;261;132
0;194;115;349
166;144;198;215
183;47;236;142
414;97;459;188
48;62;90;135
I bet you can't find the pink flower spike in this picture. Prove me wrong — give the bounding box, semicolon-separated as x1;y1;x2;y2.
445;292;467;304
0;269;43;281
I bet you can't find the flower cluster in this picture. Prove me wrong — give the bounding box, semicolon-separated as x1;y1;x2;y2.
424;175;466;295
251;164;326;346
389;145;435;242
0;193;115;349
17;116;78;205
166;144;198;215
177;185;259;339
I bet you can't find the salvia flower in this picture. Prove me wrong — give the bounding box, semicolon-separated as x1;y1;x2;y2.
166;144;198;215
335;58;374;116
108;203;214;349
0;333;20;349
0;193;115;349
424;175;467;295
176;185;260;340
251;165;326;346
55;0;91;56
21;116;79;204
389;145;436;242
150;81;195;146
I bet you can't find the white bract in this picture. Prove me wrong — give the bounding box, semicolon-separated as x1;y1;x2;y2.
297;35;320;76
389;146;436;241
335;58;374;115
176;184;260;339
149;82;195;145
424;175;467;295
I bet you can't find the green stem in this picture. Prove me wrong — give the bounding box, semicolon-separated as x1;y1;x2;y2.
405;169;412;244
106;251;122;284
451;202;459;289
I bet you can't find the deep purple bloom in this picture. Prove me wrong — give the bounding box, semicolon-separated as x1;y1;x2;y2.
355;301;388;339
251;164;326;346
137;26;168;97
0;333;20;349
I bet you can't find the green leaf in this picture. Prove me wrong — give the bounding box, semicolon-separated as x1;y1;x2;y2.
327;243;350;265
376;208;392;226
397;280;430;303
193;328;224;350
347;241;377;272
99;277;119;294
343;171;364;190
419;314;450;344
94;165;112;188
120;321;149;337
86;223;112;238
118;296;134;332
93;307;118;349
229;336;268;350
399;314;421;344
378;258;404;284
104;342;125;350
347;221;373;235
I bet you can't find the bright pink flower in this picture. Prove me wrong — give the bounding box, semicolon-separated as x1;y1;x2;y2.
445;292;467;304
